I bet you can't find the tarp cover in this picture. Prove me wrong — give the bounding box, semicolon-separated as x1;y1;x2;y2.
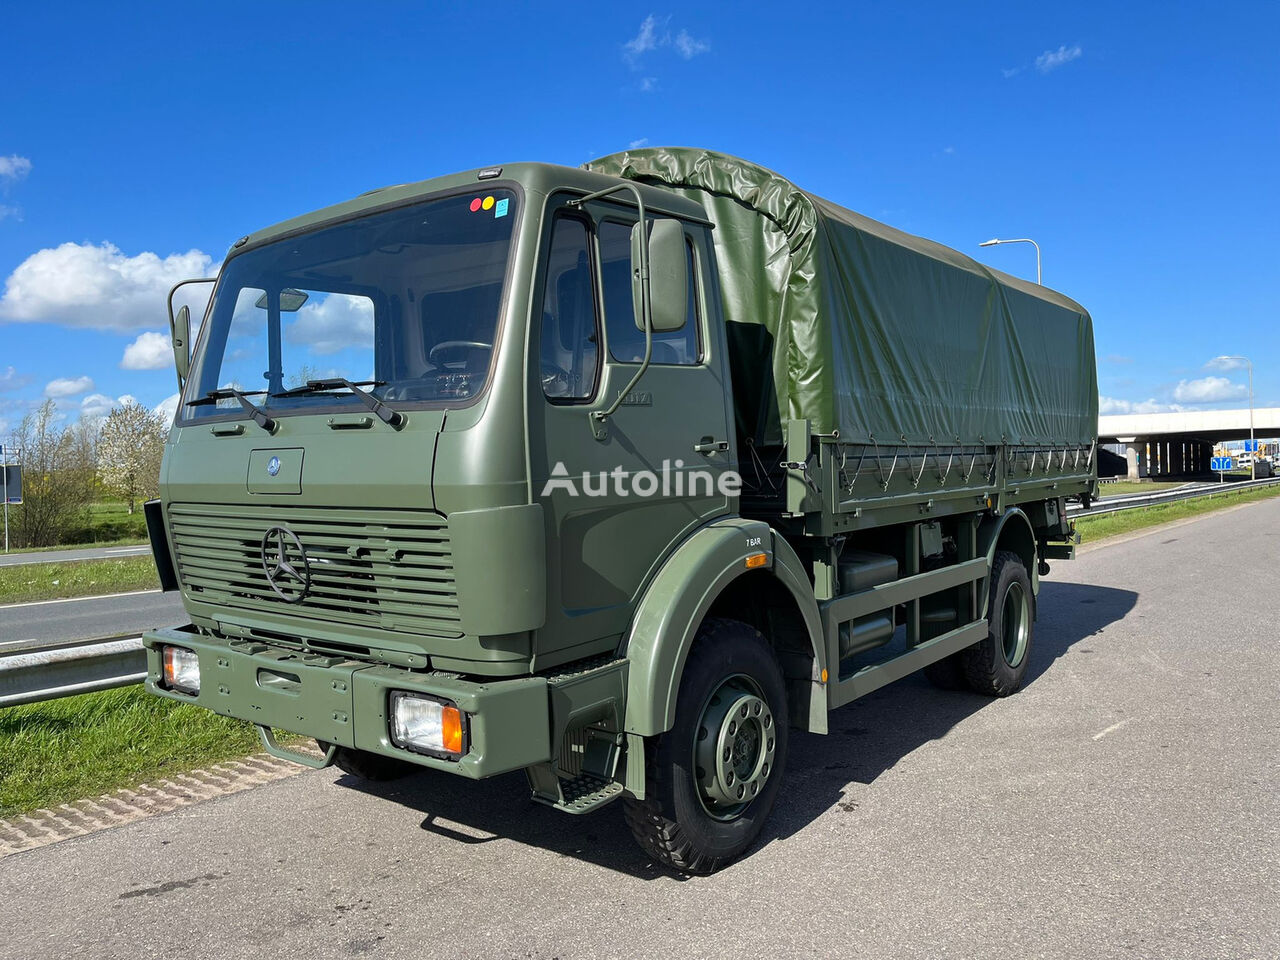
585;148;1098;449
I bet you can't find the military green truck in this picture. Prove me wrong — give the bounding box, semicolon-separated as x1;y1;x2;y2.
145;147;1097;873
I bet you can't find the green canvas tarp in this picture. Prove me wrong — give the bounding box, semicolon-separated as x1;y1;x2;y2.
585;148;1098;451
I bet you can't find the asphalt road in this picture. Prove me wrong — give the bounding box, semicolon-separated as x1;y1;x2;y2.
2;500;1277;960
0;590;185;647
0;544;150;567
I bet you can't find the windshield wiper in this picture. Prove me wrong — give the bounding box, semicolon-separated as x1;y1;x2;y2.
272;379;404;428
185;388;277;432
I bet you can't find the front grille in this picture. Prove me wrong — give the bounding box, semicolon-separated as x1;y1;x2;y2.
168;503;461;639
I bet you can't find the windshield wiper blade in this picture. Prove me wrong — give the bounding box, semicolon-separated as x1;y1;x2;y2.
185;388;276;432
272;379;404;428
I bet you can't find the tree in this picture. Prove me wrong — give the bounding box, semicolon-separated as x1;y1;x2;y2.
98;400;167;514
9;399;97;547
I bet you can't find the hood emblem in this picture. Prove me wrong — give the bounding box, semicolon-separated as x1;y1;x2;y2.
262;526;310;602
267;456;281;477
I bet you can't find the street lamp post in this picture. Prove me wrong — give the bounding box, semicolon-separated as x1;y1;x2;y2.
1214;355;1254;481
979;237;1042;285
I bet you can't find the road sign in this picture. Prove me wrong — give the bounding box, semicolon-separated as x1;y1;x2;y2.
1243;440;1260;453
1211;456;1233;472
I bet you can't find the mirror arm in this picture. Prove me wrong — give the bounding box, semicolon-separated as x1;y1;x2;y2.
568;184;653;434
167;277;217;339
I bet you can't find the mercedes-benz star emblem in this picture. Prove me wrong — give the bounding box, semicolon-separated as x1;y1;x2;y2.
261;526;310;602
267;456;281;476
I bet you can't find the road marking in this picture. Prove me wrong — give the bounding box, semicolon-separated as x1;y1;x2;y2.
0;589;162;610
0;546;149;567
1092;719;1133;741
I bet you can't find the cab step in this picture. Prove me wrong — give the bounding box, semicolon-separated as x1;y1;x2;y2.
532;772;625;815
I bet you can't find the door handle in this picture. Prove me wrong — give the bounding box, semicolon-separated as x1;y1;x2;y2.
694;437;730;454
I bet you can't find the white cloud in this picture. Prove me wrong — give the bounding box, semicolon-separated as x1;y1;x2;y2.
153;392;181;423
624;16;708;67
673;29;709;59
1001;67;1022;79
0;156;32;184
0;241;214;332
1205;356;1249;372
121;330;174;370
0;205;21;222
283;293;374;355
79;393;120;421
640;76;658;93
45;375;95;398
1036;44;1082;74
624;15;661;63
0;366;29;392
629;137;650;149
1098;396;1188;415
1172;376;1248;404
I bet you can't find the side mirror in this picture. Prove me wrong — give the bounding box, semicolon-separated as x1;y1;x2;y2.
167;276;216;392
631;219;688;334
173;305;191;389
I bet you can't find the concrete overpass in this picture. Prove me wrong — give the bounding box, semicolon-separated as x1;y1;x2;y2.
1099;407;1280;479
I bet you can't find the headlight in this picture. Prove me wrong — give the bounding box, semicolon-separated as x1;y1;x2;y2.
161;645;200;695
390;692;466;759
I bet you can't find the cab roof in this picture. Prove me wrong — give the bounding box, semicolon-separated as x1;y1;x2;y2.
228;162;710;260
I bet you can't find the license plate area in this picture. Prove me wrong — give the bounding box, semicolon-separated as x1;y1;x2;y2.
213;641;359;747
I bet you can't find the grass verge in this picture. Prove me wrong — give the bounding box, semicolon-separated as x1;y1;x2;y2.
0;556;159;605
0;685;265;818
1077;479;1280;543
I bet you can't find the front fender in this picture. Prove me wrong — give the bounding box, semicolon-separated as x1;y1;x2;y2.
621;516;825;737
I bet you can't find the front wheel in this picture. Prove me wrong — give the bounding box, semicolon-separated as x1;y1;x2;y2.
624;618;789;874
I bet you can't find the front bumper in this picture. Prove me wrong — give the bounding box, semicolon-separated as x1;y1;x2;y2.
143;626;551;778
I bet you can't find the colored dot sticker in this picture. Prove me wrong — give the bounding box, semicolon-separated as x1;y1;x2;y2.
469;197;482;212
482;195;495;211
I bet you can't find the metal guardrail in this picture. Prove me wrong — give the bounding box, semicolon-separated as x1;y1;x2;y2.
1068;476;1280;518
0;634;146;707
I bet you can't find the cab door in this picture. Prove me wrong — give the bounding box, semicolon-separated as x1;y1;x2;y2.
530;199;735;665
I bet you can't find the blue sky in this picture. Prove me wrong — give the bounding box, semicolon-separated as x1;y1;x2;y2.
1;1;1277;435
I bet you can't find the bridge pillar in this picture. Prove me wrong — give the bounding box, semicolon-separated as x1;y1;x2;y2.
1125;443;1142;480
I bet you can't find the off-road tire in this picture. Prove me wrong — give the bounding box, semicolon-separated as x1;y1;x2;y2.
329;745;418;781
623;618;789;874
962;550;1034;696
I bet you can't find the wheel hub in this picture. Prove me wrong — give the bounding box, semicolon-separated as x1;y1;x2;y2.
1001;580;1030;667
693;678;776;818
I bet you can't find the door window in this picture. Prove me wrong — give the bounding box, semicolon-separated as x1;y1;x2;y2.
539;217;599;400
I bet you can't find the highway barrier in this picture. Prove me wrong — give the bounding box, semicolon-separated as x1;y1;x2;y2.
0;635;145;707
1069;476;1280;518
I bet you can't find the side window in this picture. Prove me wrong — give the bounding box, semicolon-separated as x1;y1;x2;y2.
598;220;700;365
540;217;599;400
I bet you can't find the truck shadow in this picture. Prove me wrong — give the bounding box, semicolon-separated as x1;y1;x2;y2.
336;579;1136;879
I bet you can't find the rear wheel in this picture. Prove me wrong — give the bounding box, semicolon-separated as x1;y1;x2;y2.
962;550;1034;696
624;618;789;874
329;745;418;781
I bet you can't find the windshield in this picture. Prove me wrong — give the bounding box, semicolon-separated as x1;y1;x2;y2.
182;188;519;420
